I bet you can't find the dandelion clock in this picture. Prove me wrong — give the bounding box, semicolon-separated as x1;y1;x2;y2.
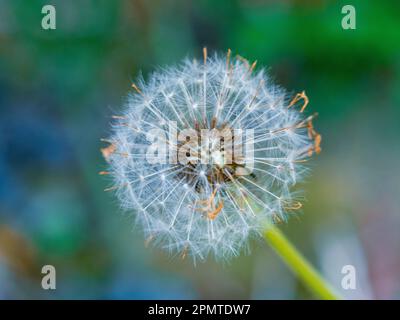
101;49;339;300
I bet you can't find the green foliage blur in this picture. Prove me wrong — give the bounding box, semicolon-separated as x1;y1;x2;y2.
0;0;399;299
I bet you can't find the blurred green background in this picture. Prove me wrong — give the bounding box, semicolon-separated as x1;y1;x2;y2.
0;0;399;299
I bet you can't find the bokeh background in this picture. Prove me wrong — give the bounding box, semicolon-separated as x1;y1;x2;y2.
0;0;399;299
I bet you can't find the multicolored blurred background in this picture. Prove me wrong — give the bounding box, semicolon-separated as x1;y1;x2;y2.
1;0;399;299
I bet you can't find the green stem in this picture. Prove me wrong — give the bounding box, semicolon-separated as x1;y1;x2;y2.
263;222;341;300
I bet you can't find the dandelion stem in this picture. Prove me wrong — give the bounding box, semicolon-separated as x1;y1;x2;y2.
263;222;341;300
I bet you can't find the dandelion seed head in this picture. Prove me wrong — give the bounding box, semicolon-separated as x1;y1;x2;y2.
104;50;320;261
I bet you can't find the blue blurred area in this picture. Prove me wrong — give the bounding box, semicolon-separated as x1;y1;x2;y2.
0;0;399;299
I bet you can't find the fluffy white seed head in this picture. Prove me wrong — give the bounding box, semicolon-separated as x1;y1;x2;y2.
103;51;320;261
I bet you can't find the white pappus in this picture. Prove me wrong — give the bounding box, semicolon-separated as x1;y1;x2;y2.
102;49;321;261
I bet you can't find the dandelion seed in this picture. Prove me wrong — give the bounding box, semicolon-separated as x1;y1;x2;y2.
103;49;320;261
